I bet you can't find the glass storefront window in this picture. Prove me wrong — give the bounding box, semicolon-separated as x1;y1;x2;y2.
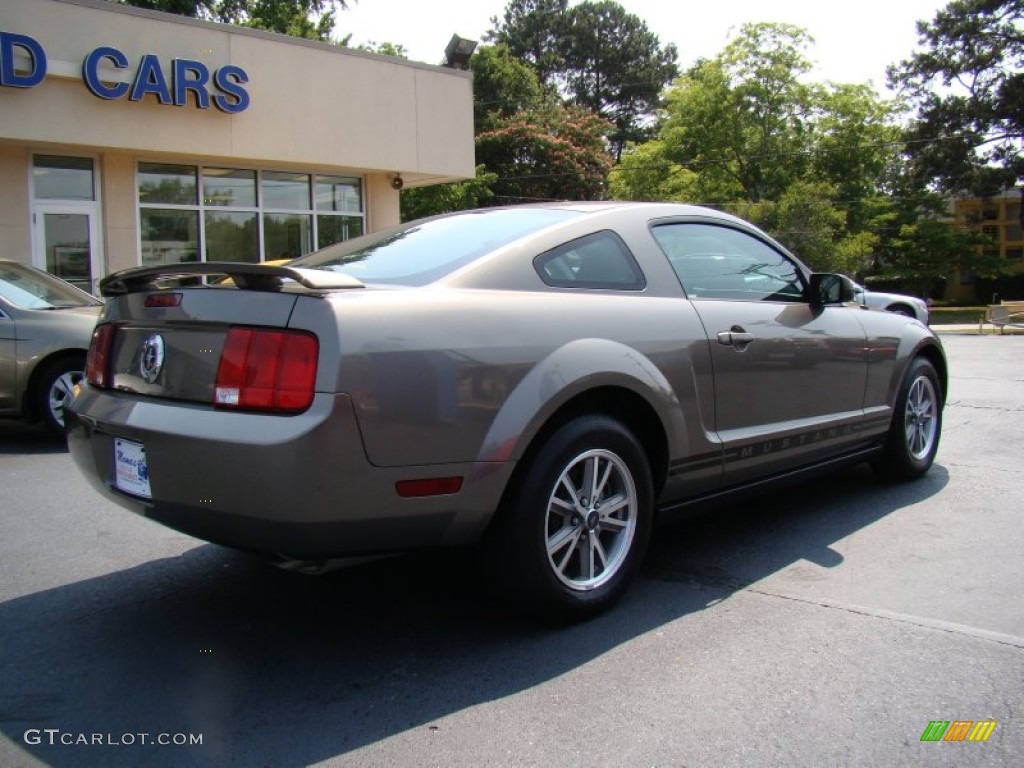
33;155;95;200
204;168;257;208
139;163;197;205
316;176;362;213
137;163;362;266
262;172;311;210
316;215;363;248
263;213;311;259
140;209;199;266
205;211;259;262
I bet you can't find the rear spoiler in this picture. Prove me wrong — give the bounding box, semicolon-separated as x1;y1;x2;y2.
99;262;365;297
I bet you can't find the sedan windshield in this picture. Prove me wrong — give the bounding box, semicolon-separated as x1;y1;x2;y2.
291;208;582;286
0;262;102;310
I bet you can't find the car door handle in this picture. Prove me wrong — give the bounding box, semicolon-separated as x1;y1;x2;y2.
717;327;755;348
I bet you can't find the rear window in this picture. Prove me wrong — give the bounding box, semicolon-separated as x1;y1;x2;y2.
291;208;582;286
0;262;101;309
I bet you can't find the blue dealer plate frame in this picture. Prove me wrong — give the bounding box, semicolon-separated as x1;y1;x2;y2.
114;438;152;499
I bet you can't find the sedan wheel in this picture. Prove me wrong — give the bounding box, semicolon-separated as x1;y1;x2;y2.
486;415;653;621
36;357;85;436
872;357;942;480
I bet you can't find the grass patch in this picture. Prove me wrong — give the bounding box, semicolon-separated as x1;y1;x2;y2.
929;307;986;325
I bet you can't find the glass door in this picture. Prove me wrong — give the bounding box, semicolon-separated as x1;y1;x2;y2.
33;205;100;295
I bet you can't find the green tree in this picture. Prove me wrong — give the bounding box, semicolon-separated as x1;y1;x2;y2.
354;41;409;58
409;42;612;216
476;104;613;203
888;0;1024;195
400;166;498;221
559;1;678;158
879;210;998;297
111;0;350;42
487;0;570;86
812;83;904;231
471;44;546;134
488;0;677;160
608;141;698;202
759;181;848;271
610;23;911;275
657;23;816;205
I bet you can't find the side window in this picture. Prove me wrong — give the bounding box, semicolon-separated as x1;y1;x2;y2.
535;230;645;290
652;223;805;302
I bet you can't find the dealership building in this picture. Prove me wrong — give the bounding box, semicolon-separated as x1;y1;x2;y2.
0;0;474;293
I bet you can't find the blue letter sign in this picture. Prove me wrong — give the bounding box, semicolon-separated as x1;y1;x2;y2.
212;65;249;114
82;46;130;99
2;31;249;112
173;59;211;109
0;32;47;88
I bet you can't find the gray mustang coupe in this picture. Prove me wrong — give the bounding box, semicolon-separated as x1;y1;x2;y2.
68;202;946;620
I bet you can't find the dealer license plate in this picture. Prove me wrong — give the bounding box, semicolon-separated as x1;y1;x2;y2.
114;438;152;499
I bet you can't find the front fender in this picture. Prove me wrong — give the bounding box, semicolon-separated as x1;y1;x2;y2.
857;310;947;415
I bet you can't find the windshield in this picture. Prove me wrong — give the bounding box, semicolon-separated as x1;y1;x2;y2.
0;262;102;310
290;208;582;286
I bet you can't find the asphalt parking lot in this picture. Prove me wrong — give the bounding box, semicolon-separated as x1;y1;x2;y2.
1;333;1021;767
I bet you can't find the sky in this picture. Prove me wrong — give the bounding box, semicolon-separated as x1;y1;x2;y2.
340;0;950;90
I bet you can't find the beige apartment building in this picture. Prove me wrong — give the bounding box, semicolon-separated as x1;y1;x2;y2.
949;189;1024;302
0;0;474;293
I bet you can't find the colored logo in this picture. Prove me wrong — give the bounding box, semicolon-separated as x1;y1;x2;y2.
920;720;997;742
140;334;165;384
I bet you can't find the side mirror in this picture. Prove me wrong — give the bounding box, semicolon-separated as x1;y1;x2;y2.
809;273;855;308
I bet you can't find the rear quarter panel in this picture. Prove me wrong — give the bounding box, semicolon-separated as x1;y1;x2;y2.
289;287;720;495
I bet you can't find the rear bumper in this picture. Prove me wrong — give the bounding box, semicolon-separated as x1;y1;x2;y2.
67;389;508;557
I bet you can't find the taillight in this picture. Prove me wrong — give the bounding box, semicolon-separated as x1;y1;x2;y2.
214;328;318;413
85;324;115;389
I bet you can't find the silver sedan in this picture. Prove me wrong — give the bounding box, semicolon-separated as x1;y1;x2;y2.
67;203;945;620
0;260;101;435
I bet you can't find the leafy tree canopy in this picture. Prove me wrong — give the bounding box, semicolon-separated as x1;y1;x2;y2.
471;44;547;134
487;0;570;85
354;41;409;58
609;23;911;276
475;103;614;204
488;0;677;159
111;0;349;42
888;0;1024;195
400;166;498;221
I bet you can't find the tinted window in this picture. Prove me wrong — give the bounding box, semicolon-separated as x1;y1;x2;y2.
293;208;581;286
652;223;804;301
535;231;645;290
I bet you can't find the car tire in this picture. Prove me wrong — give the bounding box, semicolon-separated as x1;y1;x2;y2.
486;415;654;622
35;355;85;437
871;357;942;481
